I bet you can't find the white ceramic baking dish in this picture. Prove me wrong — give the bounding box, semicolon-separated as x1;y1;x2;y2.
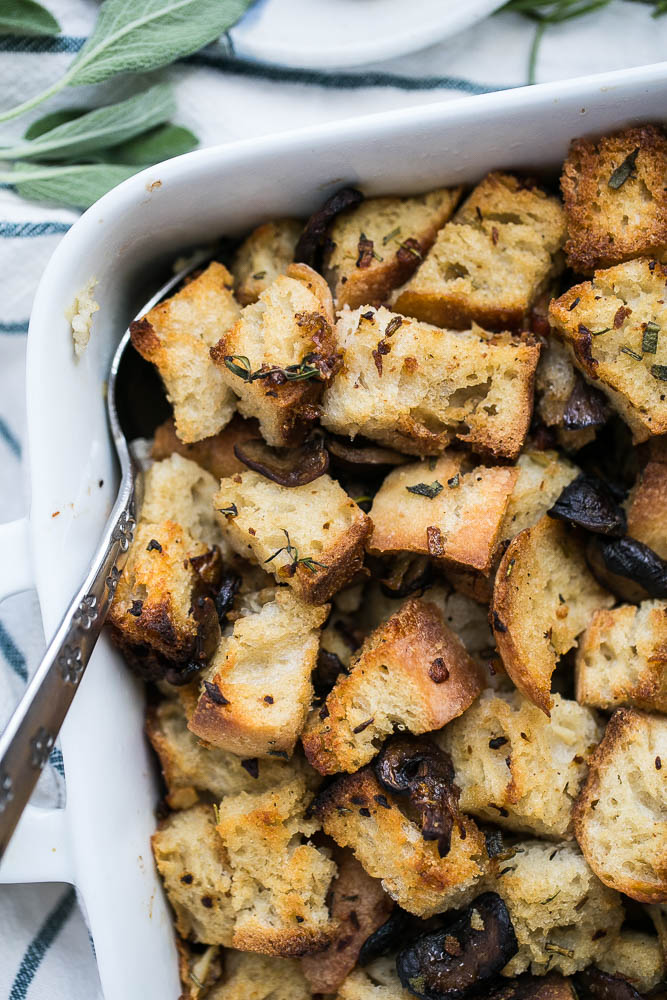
0;61;666;1000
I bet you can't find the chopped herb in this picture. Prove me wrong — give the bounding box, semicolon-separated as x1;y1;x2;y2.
189;972;204;989
620;345;643;361
489;736;508;750
357;233;374;268
656;756;662;770
651;364;667;381
299;556;329;573
203;680;229;706
397;238;422;261
643;322;660;354
568;297;580;311
263;695;274;704
374;794;391;809
223;355;322;384
406;480;443;499
592;327;610;336
447;474;460;489
352;718;374;734
608;147;639;189
542;891;561;904
146;538;162;552
359;807;371;817
252;270;266;280
223;354;252;379
545;943;574;959
385;316;403;337
128;599;143;617
212;803;221;824
217;503;238;517
361;310;375;320
264;529;328;574
382;226;401;245
506;558;515;578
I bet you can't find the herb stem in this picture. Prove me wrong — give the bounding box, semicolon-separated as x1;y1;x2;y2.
528;20;545;84
0;77;66;124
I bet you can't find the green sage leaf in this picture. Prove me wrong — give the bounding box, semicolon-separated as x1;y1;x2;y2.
0;162;139;209
23;108;88;140
106;123;198;165
608;148;639;189
65;0;253;88
3;84;175;161
406;481;443;499
0;0;60;36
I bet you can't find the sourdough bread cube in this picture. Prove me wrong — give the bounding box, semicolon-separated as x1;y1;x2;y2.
393;173;565;331
315;767;488;918
438;690;603;839
576;601;667;714
324;187;462;309
108;519;220;665
368;454;518;574
561;125;667;274
146;698;317;810
337;959;412;999
301;850;393;993
151;415;260;482
302;596;484;775
321;307;540;460
492;516;613;714
142;453;227;551
626;461;667;560
208;951;311;1000
574;708;667;903
210;264;336;446
232;219;303;305
130;262;239;443
549;258;667;442
493;841;624;977
214;470;371;605
499;451;578;545
215;775;337;956
188;589;327;756
152;804;235;945
597;930;666;994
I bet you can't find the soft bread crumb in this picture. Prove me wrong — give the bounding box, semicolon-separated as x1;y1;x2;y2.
67;277;99;357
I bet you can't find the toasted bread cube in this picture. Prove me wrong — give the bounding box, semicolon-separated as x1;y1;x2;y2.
188;589;327;757
152;804;235;945
393;173;565;330
210;264;336;446
549;258;667;442
499;451;579;545
302;596;484;775
561;126;667;273
626;461;667;560
574;708;667;903
337;958;412;999
576;601;667;714
143;453;227;550
324;187;462;309
492;516;613;715
151;414;260;482
439;690;603;839
315;767;488;918
321;307;540;460
131;262;239;443
214;470;371;605
232;219;303;306
146;698;317;810
301;851;393;993
108;520;220;665
493;841;624;977
598;930;666;994
208;951;311;1000
215;775;337;956
368;454;518;574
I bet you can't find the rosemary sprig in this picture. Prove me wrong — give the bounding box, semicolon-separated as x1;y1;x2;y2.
223;355;323;384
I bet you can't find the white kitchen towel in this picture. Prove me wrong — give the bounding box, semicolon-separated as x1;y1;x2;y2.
0;1;666;996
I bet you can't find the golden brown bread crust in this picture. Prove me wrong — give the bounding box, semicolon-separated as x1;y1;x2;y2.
492;516;613;715
232;219;303;306
302;596;484;775
574;708;667;903
300;850;393;993
561;125;667;273
315;767;488;918
626;461;667;560
151;415;260;482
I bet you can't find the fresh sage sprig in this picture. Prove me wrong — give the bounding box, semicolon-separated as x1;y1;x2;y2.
0;0;253;123
0;163;141;210
0;0;60;37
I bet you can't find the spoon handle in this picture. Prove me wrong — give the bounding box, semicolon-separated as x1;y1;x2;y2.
0;484;137;860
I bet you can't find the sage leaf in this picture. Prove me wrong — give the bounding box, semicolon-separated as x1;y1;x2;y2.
2;84;175;161
0;162;139;209
608;148;639;189
24;108;88;140
406;481;444;499
0;0;60;36
65;0;253;87
105;123;198;165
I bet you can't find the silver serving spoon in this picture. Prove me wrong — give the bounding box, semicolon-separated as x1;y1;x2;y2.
0;250;212;860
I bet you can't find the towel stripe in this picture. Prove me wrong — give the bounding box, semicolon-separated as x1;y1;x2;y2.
0;34;83;53
0;415;21;457
0;321;29;334
0;222;72;238
9;888;76;1000
0;620;27;681
49;747;65;777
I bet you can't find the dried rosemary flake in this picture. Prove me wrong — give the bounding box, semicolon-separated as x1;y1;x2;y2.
620;345;643;362
643;322;660;354
568;297;580;312
406;480;443;499
224;354;252;380
252;270;266;280
447;474;460;489
651;364;667;381
608;147;639;189
506;558;515;578
592;328;610;336
382;226;402;245
218;503;238;517
545;943;574;959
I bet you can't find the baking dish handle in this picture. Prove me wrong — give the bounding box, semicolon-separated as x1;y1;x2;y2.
0;517;73;884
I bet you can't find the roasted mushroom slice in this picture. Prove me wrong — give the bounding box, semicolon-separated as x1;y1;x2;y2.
294;186;364;269
547;474;627;537
563;378;610;431
359;907;414;966
396;892;518;1000
379;555;436;599
482;974;578;1000
375;738;465;858
233;434;329;487
597;537;667;600
325;434;410;474
575;967;643;1000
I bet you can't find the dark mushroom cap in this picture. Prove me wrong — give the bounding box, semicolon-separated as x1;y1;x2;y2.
294;186;364;269
563;377;610;430
379;555;436;599
575;967;643;1000
359;907;415;966
374;738;464;857
547;474;627;536
396;892;518;1000
233;435;329;487
325;434;409;474
587;535;667;601
213;571;242;625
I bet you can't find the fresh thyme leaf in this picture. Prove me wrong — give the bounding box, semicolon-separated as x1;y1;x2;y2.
642;322;660;354
0;0;60;36
223;355;252;380
298;557;329;573
592;328;610;336
608;147;640;189
651;364;667;381
222;355;322;384
406;481;443;499
620;345;643;361
263;530;327;573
